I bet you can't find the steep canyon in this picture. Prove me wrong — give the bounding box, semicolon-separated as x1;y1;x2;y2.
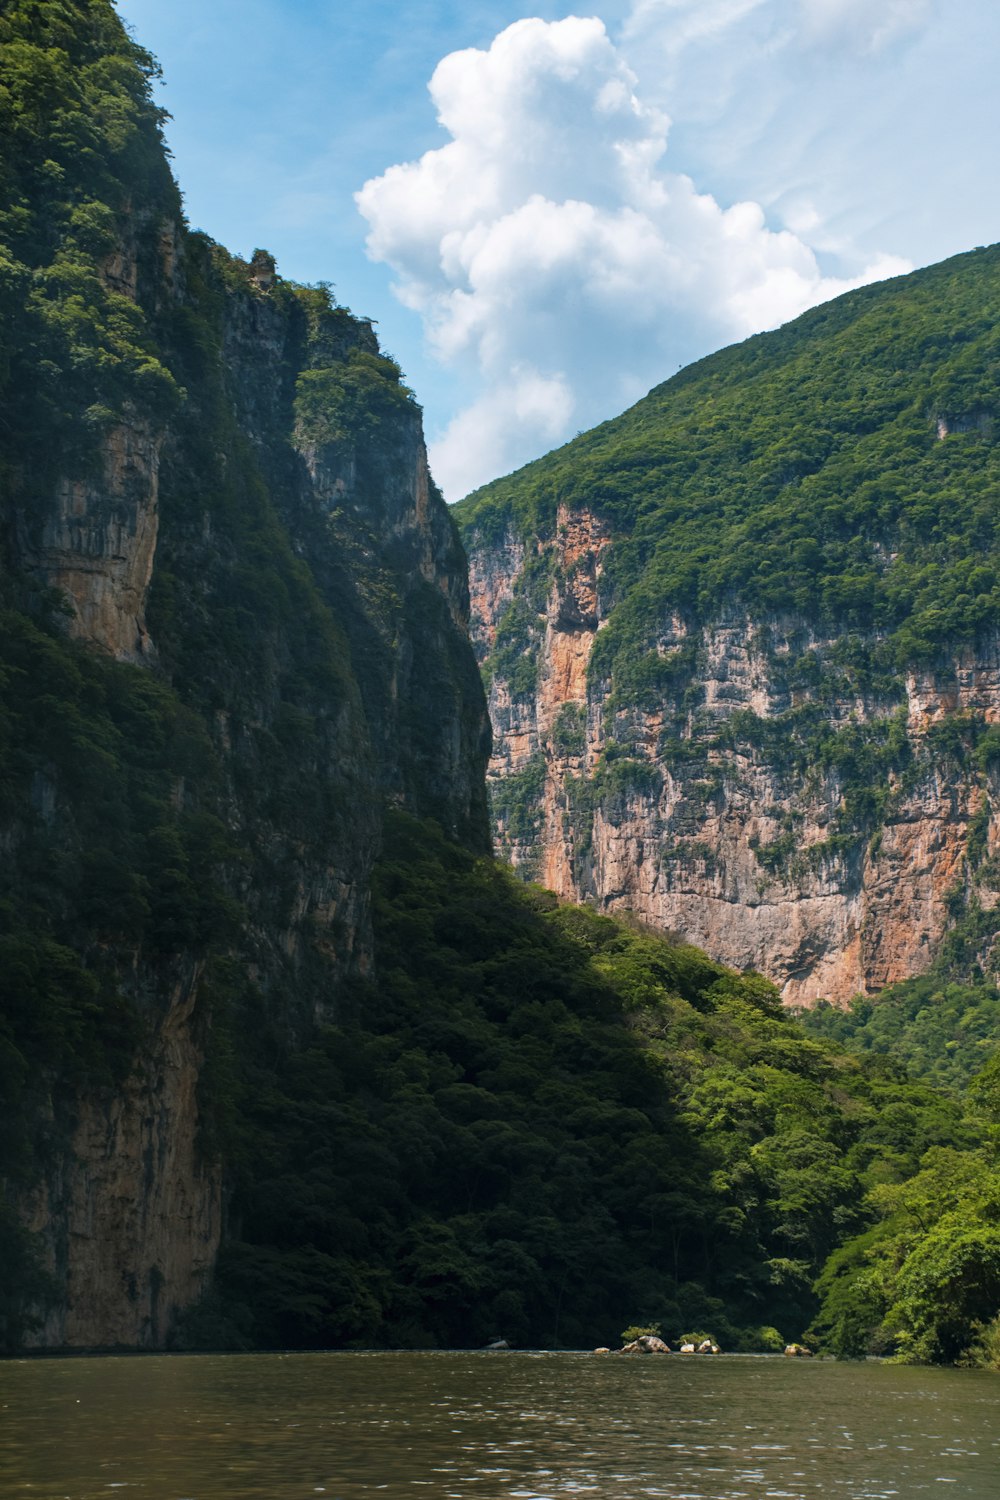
5;1;1000;1364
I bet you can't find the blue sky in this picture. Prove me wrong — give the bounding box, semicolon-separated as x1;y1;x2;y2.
116;1;1000;498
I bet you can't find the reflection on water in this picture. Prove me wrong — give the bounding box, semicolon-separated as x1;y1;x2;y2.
0;1350;997;1499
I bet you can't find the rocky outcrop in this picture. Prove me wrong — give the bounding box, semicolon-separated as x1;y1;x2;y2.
293;373;489;840
466;510;1000;1006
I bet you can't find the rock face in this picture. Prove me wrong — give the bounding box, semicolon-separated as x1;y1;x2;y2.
24;417;163;660
0;2;488;1348
457;242;1000;1009
26;963;220;1348
10;266;488;1345
465;508;1000;1006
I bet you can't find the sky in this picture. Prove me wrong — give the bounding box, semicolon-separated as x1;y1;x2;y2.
115;1;1000;499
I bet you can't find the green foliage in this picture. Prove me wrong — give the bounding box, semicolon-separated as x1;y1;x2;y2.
593;744;663;806
198;812;974;1353
888;1221;1000;1364
803;912;1000;1374
551;702;586;757
295;348;415;447
810;1130;1000;1364
486;597;544;698
800;975;1000;1092
0;0;182;506
745;1324;786;1353
600;643;699;718
965;1313;1000;1370
806;1009;1000;1366
490;753;546;864
0;608;240;955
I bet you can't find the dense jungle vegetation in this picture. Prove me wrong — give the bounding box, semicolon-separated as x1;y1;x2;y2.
801;975;1000;1093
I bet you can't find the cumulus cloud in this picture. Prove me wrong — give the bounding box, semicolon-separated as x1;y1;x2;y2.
357;16;909;499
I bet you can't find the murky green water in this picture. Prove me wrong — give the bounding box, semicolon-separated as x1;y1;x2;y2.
0;1351;997;1499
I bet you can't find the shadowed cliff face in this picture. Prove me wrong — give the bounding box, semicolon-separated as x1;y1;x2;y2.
0;1;488;1350
25;960;220;1349
25;417;162;659
465;523;1000;1009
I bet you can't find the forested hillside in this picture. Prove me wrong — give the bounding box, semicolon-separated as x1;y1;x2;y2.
457;246;1000;1006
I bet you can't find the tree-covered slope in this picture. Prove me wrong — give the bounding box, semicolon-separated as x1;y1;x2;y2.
455;247;1000;1005
800;974;1000;1094
458;244;1000;667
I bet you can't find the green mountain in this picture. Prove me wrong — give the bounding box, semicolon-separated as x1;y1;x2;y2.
456;245;1000;1008
1;0;998;1367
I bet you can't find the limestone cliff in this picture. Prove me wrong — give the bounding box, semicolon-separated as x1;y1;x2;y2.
468;514;1000;1004
0;0;488;1349
23;416;163;660
458;243;1000;1007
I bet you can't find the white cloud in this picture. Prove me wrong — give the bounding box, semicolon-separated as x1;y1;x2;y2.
357;15;910;499
431;368;575;502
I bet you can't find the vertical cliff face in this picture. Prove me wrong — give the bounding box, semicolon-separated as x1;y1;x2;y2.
0;0;488;1349
24;417;162;660
457;243;1000;1008
26;961;221;1349
13;266;488;1347
467;514;1000;1004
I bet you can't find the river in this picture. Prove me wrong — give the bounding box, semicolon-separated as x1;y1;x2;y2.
1;1351;997;1498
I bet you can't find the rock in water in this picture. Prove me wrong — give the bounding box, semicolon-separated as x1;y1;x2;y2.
620;1334;671;1353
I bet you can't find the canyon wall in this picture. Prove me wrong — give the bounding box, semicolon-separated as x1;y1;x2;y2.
0;1;488;1347
466;506;1000;1006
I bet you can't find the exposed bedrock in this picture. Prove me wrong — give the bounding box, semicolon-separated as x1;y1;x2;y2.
468;506;1000;1005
